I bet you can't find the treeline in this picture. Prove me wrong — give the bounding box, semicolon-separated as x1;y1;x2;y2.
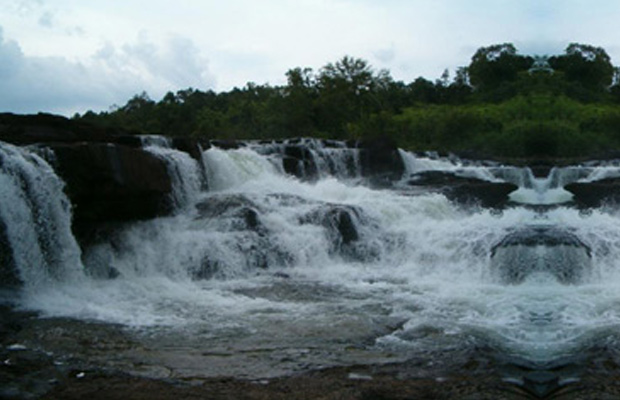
76;43;620;158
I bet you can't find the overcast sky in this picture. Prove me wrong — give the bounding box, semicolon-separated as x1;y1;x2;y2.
2;0;620;116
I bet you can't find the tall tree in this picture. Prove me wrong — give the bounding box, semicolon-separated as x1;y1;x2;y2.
467;43;532;99
549;43;614;94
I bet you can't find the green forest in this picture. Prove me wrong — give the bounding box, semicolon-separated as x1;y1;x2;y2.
76;43;620;158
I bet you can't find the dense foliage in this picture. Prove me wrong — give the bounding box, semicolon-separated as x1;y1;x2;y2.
76;43;620;158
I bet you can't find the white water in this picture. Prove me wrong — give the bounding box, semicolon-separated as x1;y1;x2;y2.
143;144;203;210
249;138;362;180
5;142;620;370
0;143;83;289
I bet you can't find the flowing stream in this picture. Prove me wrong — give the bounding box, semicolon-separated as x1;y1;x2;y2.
3;139;620;392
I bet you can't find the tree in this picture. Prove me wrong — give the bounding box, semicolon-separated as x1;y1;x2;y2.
549;43;614;99
467;43;533;99
315;56;392;137
282;67;317;136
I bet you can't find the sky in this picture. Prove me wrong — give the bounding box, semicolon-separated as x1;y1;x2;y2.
2;0;620;116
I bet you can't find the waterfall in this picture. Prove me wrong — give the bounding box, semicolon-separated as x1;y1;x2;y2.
398;149;501;182
6;138;620;375
0;142;82;288
141;137;204;210
246;138;362;180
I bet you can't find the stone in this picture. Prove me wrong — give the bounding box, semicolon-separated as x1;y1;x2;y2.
490;226;591;284
0;217;20;287
0;112;142;147
356;137;406;187
49;143;173;236
407;171;517;208
281;145;319;180
565;178;620;208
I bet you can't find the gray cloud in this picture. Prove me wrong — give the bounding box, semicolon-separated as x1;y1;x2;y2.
38;11;54;28
0;28;215;115
14;0;44;16
373;45;396;64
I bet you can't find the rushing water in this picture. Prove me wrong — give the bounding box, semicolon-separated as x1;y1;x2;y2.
4;139;620;387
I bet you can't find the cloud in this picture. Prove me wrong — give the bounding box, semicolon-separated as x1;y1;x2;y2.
14;0;44;16
38;11;54;28
0;28;215;115
373;45;396;64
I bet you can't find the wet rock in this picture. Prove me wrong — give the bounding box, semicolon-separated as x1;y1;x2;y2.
356;138;405;187
407;171;518;208
196;195;264;232
192;195;294;279
0;112;142;147
210;140;245;150
565;177;620;208
490;226;591;284
301;205;361;247
49;143;173;233
300;204;379;261
170;137;204;162
282;145;319;180
0;218;20;287
491;226;591;254
448;182;519;208
0;113;208;244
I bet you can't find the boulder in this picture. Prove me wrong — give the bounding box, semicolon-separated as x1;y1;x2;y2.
301;205;361;246
356;138;406;187
407;171;518;208
0;112;142;147
300;204;380;261
565;178;620;208
195;195;264;232
281;145;319;181
171;137;207;162
49;143;173;233
0;113;205;162
0;113;209;243
192;195;293;279
0;218;20;287
490;226;591;284
209;140;245;150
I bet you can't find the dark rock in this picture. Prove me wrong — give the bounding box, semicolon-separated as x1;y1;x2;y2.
523;371;560;398
530;165;553;178
0;217;20;287
281;145;319;180
0;113;142;147
356;138;405;187
490;226;591;284
322;139;343;148
171;137;203;161
210;140;245;150
300;204;381;261
407;171;517;208
196;195;264;232
301;205;361;247
448;182;518;208
0;113;206;162
491;226;590;254
192;195;295;279
565;178;620;208
49;143;173;237
407;170;465;186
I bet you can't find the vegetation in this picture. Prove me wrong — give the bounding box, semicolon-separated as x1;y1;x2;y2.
76;43;620;158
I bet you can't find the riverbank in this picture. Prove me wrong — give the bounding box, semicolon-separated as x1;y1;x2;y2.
39;367;530;400
38;362;620;400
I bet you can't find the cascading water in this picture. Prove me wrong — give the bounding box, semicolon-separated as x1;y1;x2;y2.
140;136;204;209
249;138;363;180
0;142;82;289
6;140;620;391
